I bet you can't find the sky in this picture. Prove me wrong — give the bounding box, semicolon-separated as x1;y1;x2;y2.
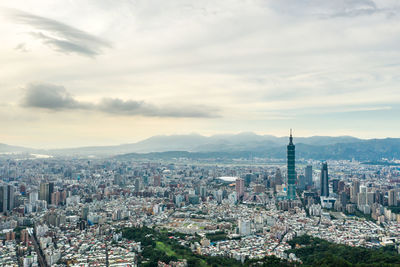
1;0;400;148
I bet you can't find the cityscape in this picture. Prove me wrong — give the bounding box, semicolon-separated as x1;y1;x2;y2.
2;0;400;266
1;132;400;266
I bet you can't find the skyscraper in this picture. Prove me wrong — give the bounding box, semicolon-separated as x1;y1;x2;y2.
0;185;14;213
351;179;360;203
0;185;7;213
39;182;48;202
305;165;313;188
388;189;398;206
7;185;15;211
48;182;54;204
287;129;296;200
235;177;245;201
320;163;329;197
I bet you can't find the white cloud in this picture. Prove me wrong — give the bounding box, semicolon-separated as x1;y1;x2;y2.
0;0;400;146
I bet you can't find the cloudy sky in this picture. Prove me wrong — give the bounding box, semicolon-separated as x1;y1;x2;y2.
1;0;400;148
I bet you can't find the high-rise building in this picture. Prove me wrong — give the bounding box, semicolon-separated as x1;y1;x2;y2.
39;183;48;202
7;185;15;211
235;178;245;200
320;163;329;197
0;185;14;213
39;182;54;204
238;219;251;236
51;191;60;206
388;189;398;206
357;192;367;207
287;130;296;200
0;185;8;213
305;165;313;188
29;191;38;204
200;186;207;198
48;182;54;204
351;179;360;203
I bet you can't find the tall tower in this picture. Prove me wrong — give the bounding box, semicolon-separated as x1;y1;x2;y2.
235;177;245;201
287;129;296;200
305;165;313;187
0;185;7;213
320;162;329;197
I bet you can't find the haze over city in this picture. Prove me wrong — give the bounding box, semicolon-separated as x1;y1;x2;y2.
1;0;400;148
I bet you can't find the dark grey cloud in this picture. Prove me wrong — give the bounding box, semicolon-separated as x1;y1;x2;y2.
21;83;218;118
98;98;218;118
21;83;90;110
8;9;111;57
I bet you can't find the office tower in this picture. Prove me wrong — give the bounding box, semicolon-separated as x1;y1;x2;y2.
388;189;397;206
39;183;48;202
7;185;15;211
235;177;245;200
320;163;329;197
351;179;360;203
305;165;313;188
287;130;296;200
48;182;54;204
0;185;14;212
0;185;7;213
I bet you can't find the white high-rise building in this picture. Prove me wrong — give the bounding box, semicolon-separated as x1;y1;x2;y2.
238;219;251;236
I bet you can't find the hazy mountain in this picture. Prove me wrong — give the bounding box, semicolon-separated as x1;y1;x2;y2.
0;143;35;153
1;133;399;161
117;138;400;161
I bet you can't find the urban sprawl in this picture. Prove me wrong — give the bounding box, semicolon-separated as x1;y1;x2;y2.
1;134;400;266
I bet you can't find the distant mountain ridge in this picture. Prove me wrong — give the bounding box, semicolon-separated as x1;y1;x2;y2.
1;133;400;161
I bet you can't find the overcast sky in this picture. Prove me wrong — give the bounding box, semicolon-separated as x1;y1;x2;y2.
1;0;400;148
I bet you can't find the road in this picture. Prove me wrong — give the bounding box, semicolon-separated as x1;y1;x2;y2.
27;228;48;267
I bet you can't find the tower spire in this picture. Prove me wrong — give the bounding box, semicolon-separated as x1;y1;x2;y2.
289;128;293;144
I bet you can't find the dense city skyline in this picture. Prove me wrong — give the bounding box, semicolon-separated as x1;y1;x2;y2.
2;1;400;266
1;0;400;148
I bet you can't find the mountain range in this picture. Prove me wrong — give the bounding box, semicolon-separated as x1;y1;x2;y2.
1;133;400;161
